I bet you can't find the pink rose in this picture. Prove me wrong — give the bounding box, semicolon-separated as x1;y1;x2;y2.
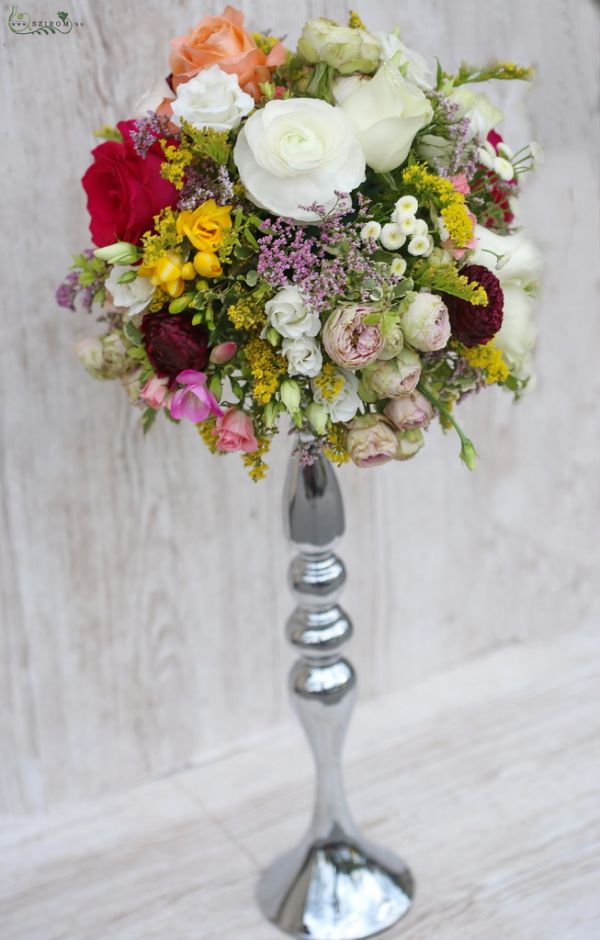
401;292;451;352
384;391;433;430
323;304;384;370
170;370;223;423
369;350;422;399
140;375;172;410
214;408;258;452
346;415;398;468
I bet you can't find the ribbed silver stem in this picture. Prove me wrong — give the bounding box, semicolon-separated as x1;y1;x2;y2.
257;436;414;940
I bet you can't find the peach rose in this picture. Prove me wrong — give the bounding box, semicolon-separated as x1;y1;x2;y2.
170;5;286;101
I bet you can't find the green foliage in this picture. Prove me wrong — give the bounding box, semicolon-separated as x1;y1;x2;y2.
449;60;535;87
93;125;123;142
179;121;232;166
412;260;488;305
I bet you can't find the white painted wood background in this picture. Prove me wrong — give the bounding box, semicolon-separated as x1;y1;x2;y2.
1;0;598;815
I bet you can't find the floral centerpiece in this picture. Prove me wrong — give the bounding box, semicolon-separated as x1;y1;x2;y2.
57;6;542;479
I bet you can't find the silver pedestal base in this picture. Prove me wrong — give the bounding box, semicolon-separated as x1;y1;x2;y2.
257;825;414;940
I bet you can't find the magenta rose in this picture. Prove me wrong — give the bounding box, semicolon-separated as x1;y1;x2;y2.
81;120;177;247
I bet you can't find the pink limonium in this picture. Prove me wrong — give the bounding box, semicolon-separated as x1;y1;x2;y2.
214;408;258;453
140;374;172;410
210;341;238;364
323;303;384;370
170;369;223;422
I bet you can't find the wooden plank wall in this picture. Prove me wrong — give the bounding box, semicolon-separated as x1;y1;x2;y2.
1;0;598;814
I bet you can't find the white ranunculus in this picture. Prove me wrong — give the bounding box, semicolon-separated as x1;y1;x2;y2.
472;225;542;382
337;65;433;173
312;369;362;422
298;17;381;75
133;77;174;117
233;98;365;222
471;226;543;289
375;30;434;89
105;266;154;318
449;88;503;141
265;287;320;339
282;336;323;378
171;66;254;132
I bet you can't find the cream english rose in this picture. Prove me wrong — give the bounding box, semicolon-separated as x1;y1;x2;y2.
233;98;366;222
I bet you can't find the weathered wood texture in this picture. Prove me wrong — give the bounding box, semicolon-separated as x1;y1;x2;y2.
0;0;598;814
0;630;598;938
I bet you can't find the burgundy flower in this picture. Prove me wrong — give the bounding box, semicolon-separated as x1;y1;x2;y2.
81;120;177;247
142;311;210;382
482;130;517;227
445;265;504;347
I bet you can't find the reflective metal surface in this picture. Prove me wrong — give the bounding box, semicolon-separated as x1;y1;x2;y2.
257;437;414;939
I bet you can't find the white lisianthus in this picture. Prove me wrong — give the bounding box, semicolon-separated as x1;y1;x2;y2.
376;29;434;89
449;88;503;141
361;221;382;242
105;266;154;318
265;286;320;339
282;336;323;378
171;66;254;131
298;17;381;75
380;223;406;250
471;225;542;381
336;64;433;173
312;368;362;422
233;99;365;222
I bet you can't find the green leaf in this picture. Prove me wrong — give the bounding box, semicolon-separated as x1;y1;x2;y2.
245;270;259;287
123;321;143;346
127;347;147;360
141;408;158;434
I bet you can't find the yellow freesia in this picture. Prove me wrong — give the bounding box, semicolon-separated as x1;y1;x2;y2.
138;250;195;299
176;200;232;252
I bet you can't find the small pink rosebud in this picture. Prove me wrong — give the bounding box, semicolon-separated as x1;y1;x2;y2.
140;375;172;410
384;392;433;430
214;408;258;453
210;341;237;365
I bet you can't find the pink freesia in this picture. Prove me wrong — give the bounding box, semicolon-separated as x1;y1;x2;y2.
170;370;223;423
450;173;471;195
210;341;237;365
214;408;258;453
140;375;172;410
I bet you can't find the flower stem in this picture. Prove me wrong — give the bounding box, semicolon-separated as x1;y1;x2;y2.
418;382;478;470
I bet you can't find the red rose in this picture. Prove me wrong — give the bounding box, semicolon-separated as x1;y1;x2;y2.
81;120;177;247
142;311;210;382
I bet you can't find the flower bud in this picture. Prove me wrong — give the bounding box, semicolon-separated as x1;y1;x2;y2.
394;429;425;460
306;401;329;435
298;17;381;75
210;341;238;365
401;292;450;352
377;320;404;360
384;391;433;429
77;332;133;380
266;326;281;347
346;414;398;468
93;241;139;265
279;379;301;413
370;347;422;399
460;438;478;471
168;293;193;314
263;401;279;429
193;251;223;278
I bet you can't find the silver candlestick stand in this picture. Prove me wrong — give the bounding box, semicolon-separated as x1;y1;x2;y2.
257;436;414;940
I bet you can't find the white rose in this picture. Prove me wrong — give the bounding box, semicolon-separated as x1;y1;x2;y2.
282;336;323;378
133;77;174;117
449;89;503;141
495;285;537;381
105;266;154;318
471;226;543;289
265;286;320;339
401;292;450;351
337;65;433;173
297;18;381;75
471;225;542;382
233;99;365;222
171;65;254;132
375;30;433;89
312;368;362;422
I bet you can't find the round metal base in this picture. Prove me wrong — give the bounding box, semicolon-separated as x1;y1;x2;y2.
257;829;415;940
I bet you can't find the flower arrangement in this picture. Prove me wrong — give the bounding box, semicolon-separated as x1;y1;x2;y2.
57;6;542;479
